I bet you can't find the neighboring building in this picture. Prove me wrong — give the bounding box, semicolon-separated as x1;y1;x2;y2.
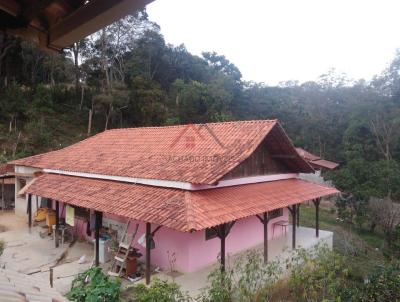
296;147;339;185
296;147;339;171
10;120;339;283
0;164;15;210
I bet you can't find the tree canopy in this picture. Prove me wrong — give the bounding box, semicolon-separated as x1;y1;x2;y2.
1;9;400;202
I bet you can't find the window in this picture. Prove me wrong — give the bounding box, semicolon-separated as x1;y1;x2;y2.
205;228;218;240
269;208;283;219
18;178;26;199
74;206;90;220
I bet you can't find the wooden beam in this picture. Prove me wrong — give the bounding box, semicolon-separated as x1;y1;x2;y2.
145;222;151;285
271;154;296;159
151;225;162;236
49;0;153;49
21;0;54;23
94;211;102;266
0;0;21;17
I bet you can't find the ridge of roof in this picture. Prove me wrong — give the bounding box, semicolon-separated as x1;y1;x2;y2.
102;119;278;131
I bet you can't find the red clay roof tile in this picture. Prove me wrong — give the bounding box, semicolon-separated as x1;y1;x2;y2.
11;120;313;185
26;174;339;232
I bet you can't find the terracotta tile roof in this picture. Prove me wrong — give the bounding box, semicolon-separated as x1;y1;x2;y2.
0;164;13;177
11;120;313;185
296;147;339;170
27;174;339;232
0;268;69;302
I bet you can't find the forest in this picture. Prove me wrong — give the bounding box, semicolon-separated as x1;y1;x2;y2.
1;9;400;257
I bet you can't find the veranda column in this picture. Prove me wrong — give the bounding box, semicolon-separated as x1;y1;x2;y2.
287;204;297;249
94;211;102;266
145;222;151;285
1;178;4;210
144;223;162;285
213;221;236;273
55;200;59;248
256;212;270;263
27;194;32;230
313;198;321;238
297;204;300;227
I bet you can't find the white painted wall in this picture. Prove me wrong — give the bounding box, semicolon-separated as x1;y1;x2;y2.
14;165;42;217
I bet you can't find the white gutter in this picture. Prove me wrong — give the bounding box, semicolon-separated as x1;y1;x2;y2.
42;168;298;191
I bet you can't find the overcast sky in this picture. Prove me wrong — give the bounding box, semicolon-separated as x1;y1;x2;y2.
146;0;400;85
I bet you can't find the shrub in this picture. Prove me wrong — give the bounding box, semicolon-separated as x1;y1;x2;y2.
66;267;121;302
0;240;5;256
286;243;353;302
354;263;400;302
128;278;191;302
199;249;282;302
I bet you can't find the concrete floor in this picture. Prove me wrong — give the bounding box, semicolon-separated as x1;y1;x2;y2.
0;211;333;298
0;211;95;295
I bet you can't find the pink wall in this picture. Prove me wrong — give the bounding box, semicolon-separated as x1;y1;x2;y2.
103;209;289;273
55;201;288;273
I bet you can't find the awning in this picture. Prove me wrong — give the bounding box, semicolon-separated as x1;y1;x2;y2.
26;174;339;232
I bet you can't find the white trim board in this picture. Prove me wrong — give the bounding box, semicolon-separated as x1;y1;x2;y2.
42;168;298;191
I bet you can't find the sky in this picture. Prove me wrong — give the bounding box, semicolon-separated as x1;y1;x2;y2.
146;0;400;85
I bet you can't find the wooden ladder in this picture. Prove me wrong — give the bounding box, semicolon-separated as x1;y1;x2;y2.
108;220;139;277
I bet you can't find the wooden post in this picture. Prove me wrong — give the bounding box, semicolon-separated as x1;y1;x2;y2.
213;221;235;273
145;222;151;285
313;198;321;238
220;224;226;272
263;212;269;263
94;211;102;266
257;212;270;263
297;204;300;227
1;178;4;210
50;267;54;288
288;205;297;250
27;194;32;230
55;201;59;248
293;205;297;249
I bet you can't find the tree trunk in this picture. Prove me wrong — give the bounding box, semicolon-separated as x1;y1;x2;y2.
12;131;21;157
87;109;92;136
79;86;84;110
73;43;80;101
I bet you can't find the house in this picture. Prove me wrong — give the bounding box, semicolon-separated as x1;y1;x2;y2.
296;147;339;185
0;164;15;210
10;120;339;284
